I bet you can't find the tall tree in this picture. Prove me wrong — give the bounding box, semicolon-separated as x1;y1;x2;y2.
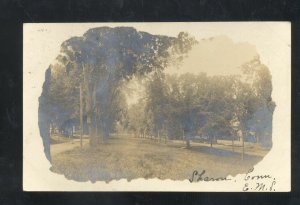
39;27;197;157
241;57;276;147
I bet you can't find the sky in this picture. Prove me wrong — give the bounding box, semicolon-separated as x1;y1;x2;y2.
27;23;259;105
24;22;289;80
125;33;258;105
165;35;257;76
23;22;290;107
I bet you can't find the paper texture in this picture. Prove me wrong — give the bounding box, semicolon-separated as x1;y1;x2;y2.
23;22;290;191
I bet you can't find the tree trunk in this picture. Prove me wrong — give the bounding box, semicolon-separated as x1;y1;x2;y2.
91;83;98;146
242;132;245;160
93;83;100;145
158;130;160;143
165;135;167;144
50;123;54;135
80;83;83;148
95;113;98;143
186;139;190;148
86;93;95;146
83;65;97;147
232;136;235;152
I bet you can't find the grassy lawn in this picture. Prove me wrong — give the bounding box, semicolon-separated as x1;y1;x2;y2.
50;135;269;182
50;134;73;144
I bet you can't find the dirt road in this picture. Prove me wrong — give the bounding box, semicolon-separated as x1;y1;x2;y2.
50;135;268;182
50;139;89;156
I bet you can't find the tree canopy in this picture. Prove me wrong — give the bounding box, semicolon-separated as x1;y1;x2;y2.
39;27;197;160
127;57;275;148
39;27;275;163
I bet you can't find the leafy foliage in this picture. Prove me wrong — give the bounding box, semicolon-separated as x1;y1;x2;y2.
40;26;197;147
127;57;275;147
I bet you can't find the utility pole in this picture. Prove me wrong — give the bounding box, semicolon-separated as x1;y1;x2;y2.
80;83;83;148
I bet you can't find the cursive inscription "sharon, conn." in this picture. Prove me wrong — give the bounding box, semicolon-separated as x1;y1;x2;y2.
189;170;232;183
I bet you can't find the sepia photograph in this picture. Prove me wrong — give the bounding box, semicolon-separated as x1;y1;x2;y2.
23;23;291;191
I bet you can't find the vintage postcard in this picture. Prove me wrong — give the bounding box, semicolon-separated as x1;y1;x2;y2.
23;22;291;191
